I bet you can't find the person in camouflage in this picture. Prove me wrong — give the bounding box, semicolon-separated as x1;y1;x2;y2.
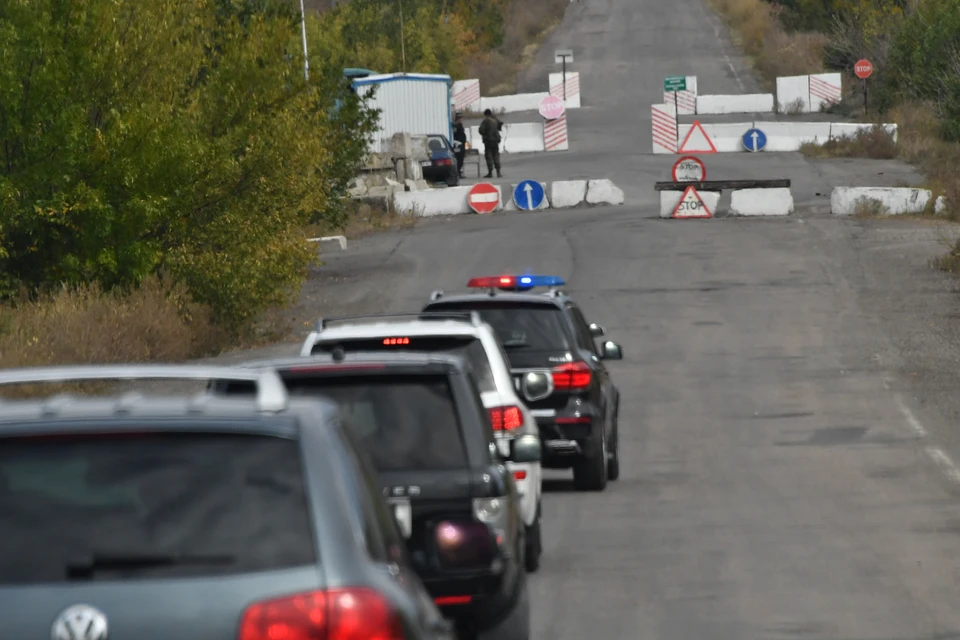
478;109;503;178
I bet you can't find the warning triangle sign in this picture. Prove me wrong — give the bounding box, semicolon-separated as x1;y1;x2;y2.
672;185;712;218
678;120;717;154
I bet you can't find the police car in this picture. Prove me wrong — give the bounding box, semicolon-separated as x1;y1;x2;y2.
423;275;624;491
299;311;545;572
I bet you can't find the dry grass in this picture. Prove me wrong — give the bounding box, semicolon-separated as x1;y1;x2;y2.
466;0;568;95
799;125;898;159
310;198;417;240
852;197;892;218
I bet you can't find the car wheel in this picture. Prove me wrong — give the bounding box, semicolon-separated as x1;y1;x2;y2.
476;572;530;640
607;399;621;481
573;424;608;491
524;501;542;573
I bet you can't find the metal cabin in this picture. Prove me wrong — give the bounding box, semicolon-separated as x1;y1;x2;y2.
352;72;453;153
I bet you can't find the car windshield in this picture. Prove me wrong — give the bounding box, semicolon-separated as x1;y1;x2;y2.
310;335;497;393
424;302;571;353
0;432;316;585
280;374;470;472
427;136;447;152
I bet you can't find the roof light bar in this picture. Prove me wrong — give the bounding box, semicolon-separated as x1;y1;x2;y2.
466;275;565;291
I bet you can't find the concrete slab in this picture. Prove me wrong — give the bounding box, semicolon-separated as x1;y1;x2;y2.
729;188;794;216
550;180;588;208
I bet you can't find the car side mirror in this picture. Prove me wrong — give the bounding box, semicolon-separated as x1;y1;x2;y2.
509;434;542;463
600;341;623;360
589;323;605;337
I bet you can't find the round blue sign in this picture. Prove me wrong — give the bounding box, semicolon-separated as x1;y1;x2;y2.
513;180;546;211
742;128;767;152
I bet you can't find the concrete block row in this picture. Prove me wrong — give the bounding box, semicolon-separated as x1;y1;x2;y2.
660;73;841;116
453;73;584;115
663;118;898;154
465;120;571;155
696;93;775;115
830;187;931;216
392;179;624;216
776;73;842;113
659;187;794;218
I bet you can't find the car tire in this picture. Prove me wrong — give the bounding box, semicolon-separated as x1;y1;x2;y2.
573;425;608;491
607;398;621;481
524;501;542;573
476;572;530;640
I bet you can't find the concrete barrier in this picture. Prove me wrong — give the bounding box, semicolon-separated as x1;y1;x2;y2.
829;123;898;143
544;115;569;151
831;187;931;216
307;235;348;250
659;190;721;218
776;75;811;113
696;93;774;114
550;180;588;208
760;122;831;151
393;185;479;216
664;76;698;115
729;188;794;216
652;103;678;154
809;73;842;112
479;93;549;114
677;122;752;153
549;72;581;109
452;79;481;112
468;123;546;154
586;179;625;205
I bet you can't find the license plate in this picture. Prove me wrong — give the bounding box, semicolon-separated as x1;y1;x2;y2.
387;497;412;539
420;161;432;167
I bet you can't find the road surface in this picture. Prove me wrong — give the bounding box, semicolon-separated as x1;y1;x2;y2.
209;0;960;638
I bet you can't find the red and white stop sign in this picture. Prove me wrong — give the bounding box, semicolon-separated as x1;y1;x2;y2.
468;182;500;214
539;95;565;120
854;59;873;79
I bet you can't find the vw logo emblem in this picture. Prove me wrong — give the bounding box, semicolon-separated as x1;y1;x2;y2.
51;604;109;640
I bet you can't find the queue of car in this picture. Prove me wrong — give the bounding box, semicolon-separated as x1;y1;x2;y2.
0;275;623;640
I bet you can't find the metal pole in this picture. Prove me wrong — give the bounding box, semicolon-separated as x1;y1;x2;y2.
399;0;407;73
299;0;309;82
863;78;868;114
562;56;567;102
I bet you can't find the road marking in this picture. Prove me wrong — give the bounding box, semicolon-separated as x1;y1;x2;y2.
894;394;927;438
925;447;960;484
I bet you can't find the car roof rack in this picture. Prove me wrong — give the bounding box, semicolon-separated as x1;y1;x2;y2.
0;365;288;413
314;311;482;332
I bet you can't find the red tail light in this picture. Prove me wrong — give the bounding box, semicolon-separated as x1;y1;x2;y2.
239;587;404;640
551;361;592;390
513;470;527;480
488;405;523;431
437;158;452;166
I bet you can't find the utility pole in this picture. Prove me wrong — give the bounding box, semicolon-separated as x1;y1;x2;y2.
398;0;407;73
299;0;310;81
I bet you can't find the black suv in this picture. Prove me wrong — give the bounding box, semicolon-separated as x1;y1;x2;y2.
221;351;539;640
423;275;624;491
0;365;454;640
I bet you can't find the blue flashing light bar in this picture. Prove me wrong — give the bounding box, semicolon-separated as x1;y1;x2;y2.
466;275;565;291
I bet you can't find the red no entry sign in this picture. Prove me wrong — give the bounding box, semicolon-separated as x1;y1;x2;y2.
854;59;873;80
468;182;500;214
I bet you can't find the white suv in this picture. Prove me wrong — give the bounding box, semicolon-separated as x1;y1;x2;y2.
300;312;544;572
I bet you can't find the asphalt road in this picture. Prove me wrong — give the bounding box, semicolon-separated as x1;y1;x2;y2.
208;0;960;638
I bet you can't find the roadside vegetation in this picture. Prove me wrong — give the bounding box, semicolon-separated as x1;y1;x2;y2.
0;0;566;368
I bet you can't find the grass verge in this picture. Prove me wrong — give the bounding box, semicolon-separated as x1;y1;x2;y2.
310;198;417;240
799;126;898;160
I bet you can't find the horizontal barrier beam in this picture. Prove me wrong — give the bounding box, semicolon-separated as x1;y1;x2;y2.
655;179;791;191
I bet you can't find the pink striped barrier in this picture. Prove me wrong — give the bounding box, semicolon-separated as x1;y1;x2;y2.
452;79;481;112
549;72;581;109
663;76;698;115
652;103;678;154
544;115;569;151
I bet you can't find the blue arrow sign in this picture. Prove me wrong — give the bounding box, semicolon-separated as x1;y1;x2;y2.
513;180;545;211
742;128;767;152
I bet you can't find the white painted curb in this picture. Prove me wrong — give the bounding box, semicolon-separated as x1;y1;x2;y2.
729;188;794;216
550;180;588;208
830;187;931;216
307;235;348;250
659;190;721;218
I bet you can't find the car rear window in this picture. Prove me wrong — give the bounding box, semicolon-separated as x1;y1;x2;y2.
0;432;316;585
281;373;469;472
424;302;571;353
310;336;497;393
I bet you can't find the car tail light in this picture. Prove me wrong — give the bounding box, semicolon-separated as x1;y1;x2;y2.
239;587;404;640
513;470;527;480
437;158;452;166
488;405;523;431
551;361;592;390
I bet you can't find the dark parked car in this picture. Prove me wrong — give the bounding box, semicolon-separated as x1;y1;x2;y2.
0;365;453;640
217;351;539;640
422;134;460;186
423;274;625;492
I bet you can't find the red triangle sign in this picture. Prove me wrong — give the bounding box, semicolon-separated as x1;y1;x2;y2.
672;185;712;218
678;120;717;154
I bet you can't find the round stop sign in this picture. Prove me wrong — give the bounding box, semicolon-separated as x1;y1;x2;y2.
672;156;706;182
854;59;873;79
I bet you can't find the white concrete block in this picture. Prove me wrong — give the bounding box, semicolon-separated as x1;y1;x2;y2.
548;72;582;109
729;188;794;216
452;79;481;112
393;186;479;217
479;93;550;114
809;73;842;112
659;190;721;218
695;93;775;114
585;179;625;206
829;123;898;143
664;76;698;115
757;122;831;152
776;75;811;113
936;195;947;215
504;183;551;211
677;122;753;153
501;123;545;153
550;180;588;208
830;187;931;216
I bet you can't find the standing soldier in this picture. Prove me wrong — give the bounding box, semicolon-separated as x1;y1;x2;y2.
478;109;503;178
453;112;467;179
